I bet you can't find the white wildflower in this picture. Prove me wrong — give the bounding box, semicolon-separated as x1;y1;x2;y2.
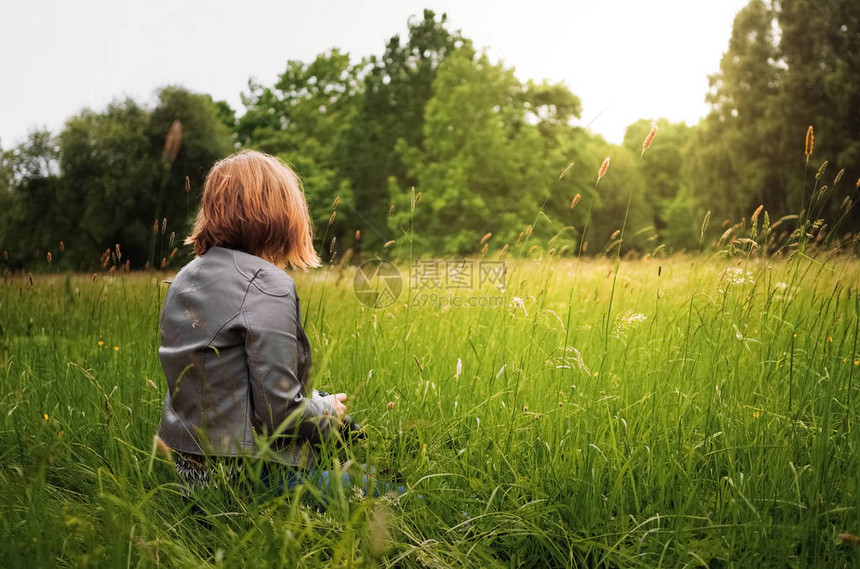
720;267;755;291
614;310;647;339
511;296;528;315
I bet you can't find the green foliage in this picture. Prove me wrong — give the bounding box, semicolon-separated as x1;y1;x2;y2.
623;119;698;251
689;0;860;237
338;10;469;250
0;87;232;270
238;49;359;256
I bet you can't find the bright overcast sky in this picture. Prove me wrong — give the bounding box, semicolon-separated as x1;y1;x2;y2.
0;0;750;147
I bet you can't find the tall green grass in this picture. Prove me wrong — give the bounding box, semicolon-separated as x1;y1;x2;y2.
1;248;859;567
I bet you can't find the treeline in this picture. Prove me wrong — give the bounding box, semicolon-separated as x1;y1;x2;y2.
1;1;858;271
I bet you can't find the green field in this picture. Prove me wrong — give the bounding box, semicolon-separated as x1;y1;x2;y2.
2;251;860;567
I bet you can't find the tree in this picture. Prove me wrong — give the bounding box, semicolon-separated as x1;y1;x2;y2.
338;10;468;250
0;87;234;270
777;0;860;230
688;0;788;227
388;49;619;257
239;50;358;257
689;0;860;240
622;118;698;250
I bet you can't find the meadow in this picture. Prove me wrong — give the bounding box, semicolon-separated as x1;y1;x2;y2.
1;248;860;568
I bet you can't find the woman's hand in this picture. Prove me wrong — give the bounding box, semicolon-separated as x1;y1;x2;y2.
322;393;348;422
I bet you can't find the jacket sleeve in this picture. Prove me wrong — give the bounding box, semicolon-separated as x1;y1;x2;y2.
241;275;335;445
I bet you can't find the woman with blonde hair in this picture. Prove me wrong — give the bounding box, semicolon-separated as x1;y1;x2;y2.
157;149;388;498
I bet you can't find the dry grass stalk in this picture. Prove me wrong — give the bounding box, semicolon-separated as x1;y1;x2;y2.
499;243;509;258
641;126;658;157
332;196;340;209
597;157;610;183
328;211;337;225
751;205;763;222
388;204;395;216
805;125;814;161
558;162;575;181
700;210;711;242
162;120;183;166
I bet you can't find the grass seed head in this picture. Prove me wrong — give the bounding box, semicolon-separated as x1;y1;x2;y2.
383;240;395;249
46;252;52;263
558;161;575;181
162;120;183;167
366;504;392;559
751;205;763;222
355;229;361;241
570;193;581;209
641;126;658;157
597;157;610;183
805;125;814;160
480;232;492;245
328;211;336;225
700;210;711;242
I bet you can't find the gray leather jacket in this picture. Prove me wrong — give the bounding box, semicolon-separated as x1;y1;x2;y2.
157;246;335;468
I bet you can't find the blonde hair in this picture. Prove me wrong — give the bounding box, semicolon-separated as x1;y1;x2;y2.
186;150;321;270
